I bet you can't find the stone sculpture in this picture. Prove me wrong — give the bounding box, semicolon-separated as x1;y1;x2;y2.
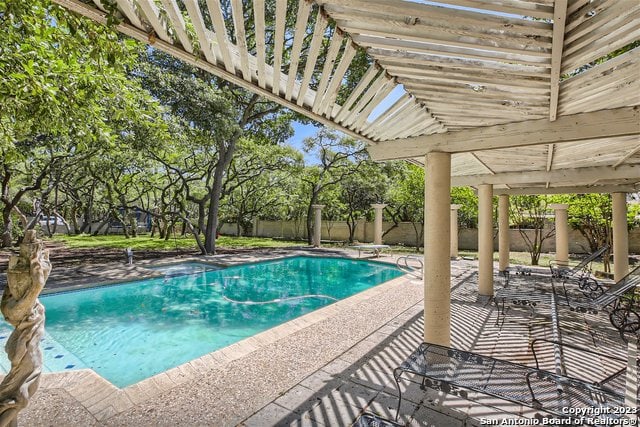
0;230;51;427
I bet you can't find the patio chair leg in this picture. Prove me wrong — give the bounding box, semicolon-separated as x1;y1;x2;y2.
494;298;505;327
393;369;403;421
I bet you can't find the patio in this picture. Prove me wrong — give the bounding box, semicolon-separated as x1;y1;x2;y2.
14;251;631;426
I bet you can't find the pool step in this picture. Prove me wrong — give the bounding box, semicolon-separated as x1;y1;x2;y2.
0;323;86;374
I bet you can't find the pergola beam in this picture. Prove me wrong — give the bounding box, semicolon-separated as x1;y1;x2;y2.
51;0;376;145
452;164;640;187
493;184;639;196
368;106;640;160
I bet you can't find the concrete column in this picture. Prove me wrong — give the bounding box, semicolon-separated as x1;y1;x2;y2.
450;204;461;259
478;184;494;296
371;204;387;245
424;152;451;346
612;192;629;282
498;194;510;272
311;204;324;247
549;203;569;267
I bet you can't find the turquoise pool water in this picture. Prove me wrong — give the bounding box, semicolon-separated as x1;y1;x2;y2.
147;261;221;276
0;256;402;388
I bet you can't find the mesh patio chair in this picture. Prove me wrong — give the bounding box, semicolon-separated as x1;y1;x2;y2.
353;412;403;427
501;246;609;288
393;342;627;423
495;265;640;339
548;245;609;281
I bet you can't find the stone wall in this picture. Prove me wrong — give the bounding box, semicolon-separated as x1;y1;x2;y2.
221;219;640;254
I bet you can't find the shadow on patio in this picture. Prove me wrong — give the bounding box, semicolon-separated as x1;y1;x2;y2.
241;265;633;426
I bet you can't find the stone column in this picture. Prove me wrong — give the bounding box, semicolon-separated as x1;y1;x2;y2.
311;204;324;247
498;194;510;272
612;192;629;282
424;152;451;346
450;204;461;259
478;184;493;296
371;203;387;245
549;203;569;267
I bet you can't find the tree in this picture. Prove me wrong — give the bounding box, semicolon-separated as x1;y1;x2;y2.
338;160;388;243
0;0;161;246
451;187;478;229
137;49;295;254
221;138;302;236
300;130;367;244
136;54;239;253
509;195;555;265
388;164;425;249
549;193;633;273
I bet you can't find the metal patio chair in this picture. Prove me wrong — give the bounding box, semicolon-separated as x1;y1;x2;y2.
494;265;640;339
548;245;610;281
501;245;609;289
393;342;628;424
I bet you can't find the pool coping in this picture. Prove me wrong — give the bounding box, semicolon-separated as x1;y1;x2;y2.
33;252;411;421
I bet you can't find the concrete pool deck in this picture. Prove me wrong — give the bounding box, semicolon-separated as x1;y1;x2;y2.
3;248;633;426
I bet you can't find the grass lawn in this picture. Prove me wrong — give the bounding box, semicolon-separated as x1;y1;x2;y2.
50;234;303;250
48;234;606;271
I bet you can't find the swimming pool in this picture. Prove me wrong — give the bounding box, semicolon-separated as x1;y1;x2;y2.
0;256;402;387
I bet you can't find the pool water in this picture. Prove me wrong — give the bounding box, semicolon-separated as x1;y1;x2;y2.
0;256;402;387
147;261;221;276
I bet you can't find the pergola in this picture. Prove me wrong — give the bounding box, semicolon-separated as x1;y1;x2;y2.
53;0;640;345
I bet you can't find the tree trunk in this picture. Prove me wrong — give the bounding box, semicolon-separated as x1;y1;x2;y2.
305;187;320;245
203;137;238;255
1;208;12;247
92;218;110;236
346;217;357;243
204;166;225;254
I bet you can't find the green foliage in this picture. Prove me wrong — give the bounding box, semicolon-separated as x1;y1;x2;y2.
220;138;303;235
0;0;165;246
509;195;555;265
451;187;478;228
551;193;614;271
387;164;424;248
0;0;142;148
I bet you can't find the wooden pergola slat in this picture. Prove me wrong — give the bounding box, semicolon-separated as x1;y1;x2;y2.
284;0;312;101
351;79;396;130
183;0;219;63
311;29;343;114
160;0;194;54
136;0;171;43
339;71;387;127
271;0;287;95
205;0;236;73
113;0;143;29
334;64;379;123
548;0;567;121
354;35;552;68
296;9;328;107
231;0;251;80
253;0;266;88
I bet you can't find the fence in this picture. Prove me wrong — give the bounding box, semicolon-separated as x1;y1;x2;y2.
220;219;640;254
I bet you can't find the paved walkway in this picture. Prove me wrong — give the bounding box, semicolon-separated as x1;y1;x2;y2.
5;250;632;426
